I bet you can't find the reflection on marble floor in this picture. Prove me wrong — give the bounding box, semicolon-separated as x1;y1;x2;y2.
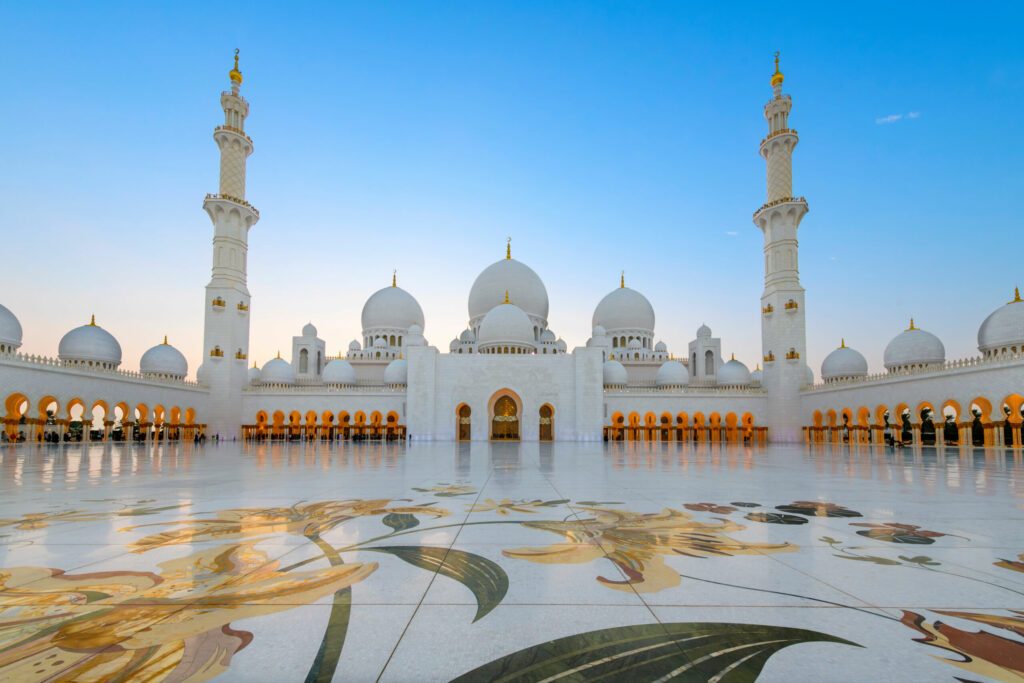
1;441;1023;681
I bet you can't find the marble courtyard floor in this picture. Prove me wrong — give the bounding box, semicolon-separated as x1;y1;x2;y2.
1;441;1022;682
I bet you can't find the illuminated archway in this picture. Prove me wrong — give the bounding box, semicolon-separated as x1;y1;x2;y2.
489;389;521;441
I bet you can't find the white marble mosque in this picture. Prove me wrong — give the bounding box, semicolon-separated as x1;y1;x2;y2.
2;53;1023;447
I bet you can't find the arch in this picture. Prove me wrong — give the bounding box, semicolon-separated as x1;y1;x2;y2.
135;403;149;424
856;407;871;427
627;412;641;428
354;411;366;426
457;403;472;441
874;404;890;426
539;403;554;442
643;412;657;428
915;401;935;421
288;411;301;426
489;389;522;441
941;399;961;420
370;411;383;426
299;348;309;374
37;395;60;421
304;410;318;426
256;410;269;425
1001;394;1024;422
676;412;689;426
841;407;853;425
611;411;625;426
153;405;166;425
704;350;714;375
184;407;196;425
272;411;285;427
321;410;335;425
169;407;182;425
338;411;351;425
812;410;823;428
969;396;993;421
825;409;837;427
725;412;738;428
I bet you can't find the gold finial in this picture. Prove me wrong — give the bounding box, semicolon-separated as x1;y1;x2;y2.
163;335;169;345
908;318;916;331
620;271;625;288
392;269;397;287
504;289;510;304
506;237;511;260
89;314;96;326
252;361;257;369
771;51;784;87
840;338;846;348
229;48;243;85
1012;287;1022;303
755;364;761;371
276;350;281;359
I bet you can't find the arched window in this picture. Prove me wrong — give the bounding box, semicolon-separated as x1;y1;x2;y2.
705;350;714;376
299;349;309;373
390;335;396;346
316;351;322;374
613;337;618;348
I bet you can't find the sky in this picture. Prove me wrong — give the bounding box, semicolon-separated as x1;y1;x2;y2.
1;2;1022;379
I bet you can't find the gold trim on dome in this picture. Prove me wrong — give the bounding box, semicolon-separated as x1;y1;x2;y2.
1011;287;1022;304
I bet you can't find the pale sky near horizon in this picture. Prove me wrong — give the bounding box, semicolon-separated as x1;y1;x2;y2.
1;2;1021;379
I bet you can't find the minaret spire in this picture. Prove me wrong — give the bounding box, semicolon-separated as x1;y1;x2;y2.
506;237;511;260
620;271;625;288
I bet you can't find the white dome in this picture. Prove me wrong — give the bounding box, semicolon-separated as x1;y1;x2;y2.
978;291;1024;354
362;285;425;333
405;331;427;348
348;340;361;352
247;364;261;384
477;303;535;349
58;318;122;366
884;321;945;370
656;360;689;387
804;364;815;385
603;360;628;386
821;342;868;380
373;337;388;349
449;338;460;352
592;325;607;337
459;328;476;343
540;329;556;343
196;362;208;385
384;358;408;385
261;357;295;385
0;303;23;349
717;357;751;386
556;338;567;352
654;341;667;353
751;367;762;384
627;338;642;349
302;322;318;337
697;324;712;339
468;257;549;323
593;286;655;333
140;338;188;378
322;359;356;385
408;323;424;335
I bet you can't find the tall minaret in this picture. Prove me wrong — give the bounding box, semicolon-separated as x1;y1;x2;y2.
201;50;259;438
753;53;809;443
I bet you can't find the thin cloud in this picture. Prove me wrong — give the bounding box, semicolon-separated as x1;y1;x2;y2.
725;230;738;236
876;111;920;125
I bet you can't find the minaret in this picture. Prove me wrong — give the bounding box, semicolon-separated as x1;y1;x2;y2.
201;50;259;438
753;53;809;443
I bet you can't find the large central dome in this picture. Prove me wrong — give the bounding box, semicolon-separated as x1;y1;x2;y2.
593;286;655;333
361;283;425;333
468;253;548;324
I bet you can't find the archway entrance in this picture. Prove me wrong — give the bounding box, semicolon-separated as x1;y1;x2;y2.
539;404;553;442
457;404;472;441
490;394;520;441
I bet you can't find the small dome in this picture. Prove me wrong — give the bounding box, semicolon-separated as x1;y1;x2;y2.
196;362;208;385
468;255;549;323
593;285;655;333
362;284;425;333
540;329;556;343
884;320;945;371
302;322;318;337
348;339;361;351
140;338;188;378
656;360;689;387
322;359;356;385
449;338;460;352
592;325;607;337
384;358;408;385
247;364;261;384
627;338;642;350
751;366;762;384
821;341;868;381
404;330;427;348
0;303;23;349
556;338;567;352
58;317;122;367
654;341;667;353
804;364;815;385
717;357;751;386
477;303;535;349
459;328;476;343
261;357;295;385
408;323;424;336
373;337;388;349
978;290;1024;354
603;360;628;386
696;324;712;339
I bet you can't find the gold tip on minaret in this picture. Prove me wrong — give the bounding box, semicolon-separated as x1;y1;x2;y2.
506;237;511;260
770;51;784;87
229;48;243;85
504;289;510;304
89;314;96;326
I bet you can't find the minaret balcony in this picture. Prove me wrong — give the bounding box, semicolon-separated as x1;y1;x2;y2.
759;128;798;148
752;196;808;223
214;125;252;145
204;193;260;221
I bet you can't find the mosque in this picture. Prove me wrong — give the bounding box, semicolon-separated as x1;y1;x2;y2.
2;53;1023;446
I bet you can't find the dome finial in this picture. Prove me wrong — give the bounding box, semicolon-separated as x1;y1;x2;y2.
392;269;397;287
771;50;784;88
163;335;169;345
276;349;281;359
504;289;510;304
908;318;916;331
620;270;625;288
229;48;243;86
506;236;511;260
89;314;96;326
1012;287;1022;303
730;353;735;361
840;338;846;348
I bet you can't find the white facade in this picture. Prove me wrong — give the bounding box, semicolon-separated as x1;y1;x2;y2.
2;53;1022;445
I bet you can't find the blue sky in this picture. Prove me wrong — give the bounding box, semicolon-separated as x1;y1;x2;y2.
1;2;1021;377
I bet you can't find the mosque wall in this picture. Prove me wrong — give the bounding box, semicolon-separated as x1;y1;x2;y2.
406;346;604;441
